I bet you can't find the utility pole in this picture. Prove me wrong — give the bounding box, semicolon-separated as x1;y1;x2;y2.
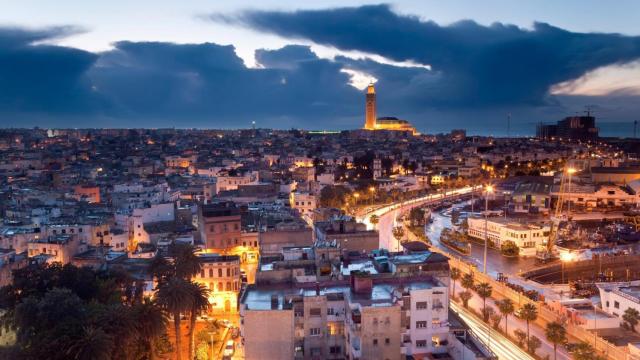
483;185;494;274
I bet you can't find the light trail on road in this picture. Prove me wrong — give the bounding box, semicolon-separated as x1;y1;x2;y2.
451;302;535;360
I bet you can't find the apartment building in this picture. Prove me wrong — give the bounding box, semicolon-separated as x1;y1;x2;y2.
27;234;87;264
241;275;461;360
314;217;379;254
198;201;241;252
193;254;241;313
290;191;318;216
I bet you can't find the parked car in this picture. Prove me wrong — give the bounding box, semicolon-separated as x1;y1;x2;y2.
223;340;235;357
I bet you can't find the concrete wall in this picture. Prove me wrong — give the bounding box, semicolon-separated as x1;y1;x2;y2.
243;309;294;360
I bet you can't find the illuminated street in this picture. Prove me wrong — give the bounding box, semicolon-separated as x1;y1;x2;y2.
451;301;535;360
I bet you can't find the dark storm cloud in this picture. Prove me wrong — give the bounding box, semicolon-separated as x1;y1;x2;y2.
0;26;102;114
255;45;317;69
1;13;640;133
0;27;361;128
89;42;360;127
220;4;640;106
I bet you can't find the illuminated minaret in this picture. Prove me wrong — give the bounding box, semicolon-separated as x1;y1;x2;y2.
364;82;376;130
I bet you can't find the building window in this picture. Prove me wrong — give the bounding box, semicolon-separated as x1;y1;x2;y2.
373;338;378;346
309;328;321;336
416;340;427;348
226;268;230;277
226;282;231;291
385;338;390;345
218;282;223;291
209;269;213;277
218;268;222;277
309;308;321;317
200;270;205;278
416;301;427;310
329;346;341;354
416;321;427;329
614;301;620;309
327;308;335;315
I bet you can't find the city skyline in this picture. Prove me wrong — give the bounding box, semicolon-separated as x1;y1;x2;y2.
1;2;640;134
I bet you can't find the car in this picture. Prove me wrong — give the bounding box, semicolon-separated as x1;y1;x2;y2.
198;314;209;321
223;340;235;357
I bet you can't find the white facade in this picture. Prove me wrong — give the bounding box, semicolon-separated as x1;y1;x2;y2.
599;284;640;332
402;286;450;357
216;171;259;192
467;217;550;256
290;191;317;215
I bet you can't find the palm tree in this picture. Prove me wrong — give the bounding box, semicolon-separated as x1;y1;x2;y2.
369;214;379;228
461;272;474;290
459;291;473;308
450;268;461;298
497;298;515;334
66;326;114;360
157;277;193;360
188;282;211;360
518;303;538;351
474;282;492;316
149;253;173;283
545;321;567;360
133;298;167;360
623;308;640;332
170;243;202;281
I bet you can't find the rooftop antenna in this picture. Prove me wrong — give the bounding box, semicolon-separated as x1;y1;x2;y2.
584;105;595;117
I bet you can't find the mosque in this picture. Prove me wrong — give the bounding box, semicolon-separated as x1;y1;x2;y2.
363;83;417;135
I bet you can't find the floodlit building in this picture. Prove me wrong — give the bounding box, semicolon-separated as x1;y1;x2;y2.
362;83;417;135
467;217;550;257
194;254;241;313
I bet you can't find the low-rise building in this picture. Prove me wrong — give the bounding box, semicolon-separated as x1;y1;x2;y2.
467;217;550;257
314;217;379;254
194;254;241;314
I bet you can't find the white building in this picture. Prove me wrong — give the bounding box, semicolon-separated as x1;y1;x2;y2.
401;284;451;357
598;283;640;331
290;191;317;216
467;217;550;256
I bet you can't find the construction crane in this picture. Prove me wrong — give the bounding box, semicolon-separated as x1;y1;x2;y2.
536;165;575;262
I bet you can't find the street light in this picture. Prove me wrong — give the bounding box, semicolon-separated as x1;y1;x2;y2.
369;186;375;205
483;185;494;274
567;168;576;216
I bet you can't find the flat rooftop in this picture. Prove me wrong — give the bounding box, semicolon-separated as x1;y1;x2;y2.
618;286;640;300
243;281;441;310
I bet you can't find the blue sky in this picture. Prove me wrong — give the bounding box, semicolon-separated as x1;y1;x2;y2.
1;1;639;134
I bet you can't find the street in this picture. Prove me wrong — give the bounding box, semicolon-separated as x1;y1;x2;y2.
452;286;572;360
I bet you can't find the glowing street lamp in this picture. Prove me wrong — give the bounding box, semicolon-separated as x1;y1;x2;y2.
567;168;576;216
483;185;494;274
